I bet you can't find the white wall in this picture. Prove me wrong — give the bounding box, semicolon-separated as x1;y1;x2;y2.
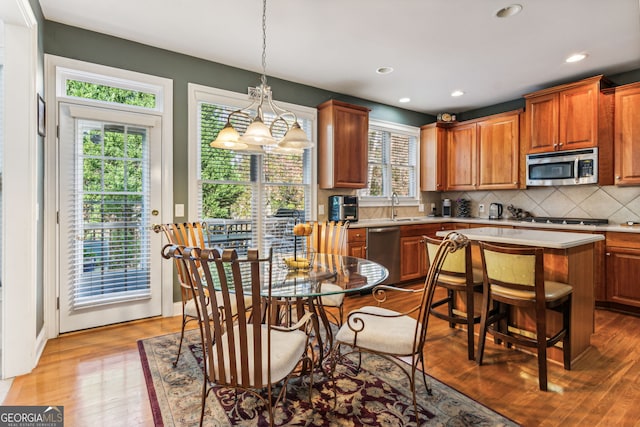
1;0;39;379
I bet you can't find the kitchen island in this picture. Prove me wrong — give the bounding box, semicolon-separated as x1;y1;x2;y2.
437;227;604;365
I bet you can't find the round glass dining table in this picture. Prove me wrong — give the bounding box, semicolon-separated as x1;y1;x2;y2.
267;253;389;367
269;253;389;298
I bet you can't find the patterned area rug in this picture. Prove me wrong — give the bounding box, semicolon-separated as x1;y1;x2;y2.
138;330;518;426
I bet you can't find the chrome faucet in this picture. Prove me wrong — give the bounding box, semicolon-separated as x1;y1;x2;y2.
391;191;399;220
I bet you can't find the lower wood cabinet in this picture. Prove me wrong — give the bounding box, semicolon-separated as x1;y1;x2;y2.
604;232;640;312
399;224;444;282
347;228;367;258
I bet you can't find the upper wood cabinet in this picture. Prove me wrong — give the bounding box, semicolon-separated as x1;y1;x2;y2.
317;100;370;189
444;110;521;191
524;75;611;154
446;122;477;190
477;112;520;189
419;123;448;191
614;82;640;185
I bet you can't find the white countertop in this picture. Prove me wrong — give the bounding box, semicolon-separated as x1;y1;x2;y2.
351;216;640;234
435;226;604;249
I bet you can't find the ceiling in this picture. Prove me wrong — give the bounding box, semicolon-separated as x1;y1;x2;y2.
38;0;640;115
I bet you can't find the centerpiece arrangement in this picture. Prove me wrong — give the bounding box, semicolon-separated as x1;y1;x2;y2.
284;222;313;270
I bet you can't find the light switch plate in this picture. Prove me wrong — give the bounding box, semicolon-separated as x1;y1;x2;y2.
318;204;325;215
418;203;424;212
175;203;185;217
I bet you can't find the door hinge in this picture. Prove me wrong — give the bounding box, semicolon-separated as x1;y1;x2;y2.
57;297;60;310
56;211;59;224
56;125;59;138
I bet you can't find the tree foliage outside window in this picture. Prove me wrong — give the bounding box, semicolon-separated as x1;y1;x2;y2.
360;125;418;199
198;102;311;221
67;79;156;108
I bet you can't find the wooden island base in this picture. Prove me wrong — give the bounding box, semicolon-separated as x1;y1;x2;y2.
438;227;602;365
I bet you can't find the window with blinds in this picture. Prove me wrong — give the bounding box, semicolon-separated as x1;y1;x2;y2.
71;120;151;308
360;122;419;199
197;100;313;258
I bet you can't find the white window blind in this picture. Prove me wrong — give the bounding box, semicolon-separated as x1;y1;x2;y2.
360;122;418;199
69;120;151;308
197;99;313;257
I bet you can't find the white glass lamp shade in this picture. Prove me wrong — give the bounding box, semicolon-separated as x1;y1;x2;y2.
240;116;277;146
278;122;313;150
211;123;248;150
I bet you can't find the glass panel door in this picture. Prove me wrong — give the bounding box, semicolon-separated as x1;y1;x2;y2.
58;103;162;333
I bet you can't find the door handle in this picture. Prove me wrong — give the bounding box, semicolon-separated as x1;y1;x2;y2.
152;209;159;216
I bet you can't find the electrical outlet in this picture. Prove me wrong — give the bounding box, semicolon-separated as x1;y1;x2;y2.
418;203;424;212
479;204;485;213
318;204;325;215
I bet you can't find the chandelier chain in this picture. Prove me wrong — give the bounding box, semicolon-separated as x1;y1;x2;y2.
261;0;268;87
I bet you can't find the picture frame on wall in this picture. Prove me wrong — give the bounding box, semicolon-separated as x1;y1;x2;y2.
37;94;46;137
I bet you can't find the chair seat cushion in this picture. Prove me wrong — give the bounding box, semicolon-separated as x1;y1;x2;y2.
184;292;253;318
437;267;484;287
319;283;345;307
336;306;420;355
210;324;308;386
492;280;573;302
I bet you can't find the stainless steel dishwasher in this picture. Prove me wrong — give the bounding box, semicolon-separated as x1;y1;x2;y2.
367;226;401;285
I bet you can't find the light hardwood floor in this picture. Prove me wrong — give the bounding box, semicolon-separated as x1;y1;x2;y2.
4;285;640;426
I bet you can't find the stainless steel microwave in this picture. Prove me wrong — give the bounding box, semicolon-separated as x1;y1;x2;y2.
526;148;598;186
328;195;358;222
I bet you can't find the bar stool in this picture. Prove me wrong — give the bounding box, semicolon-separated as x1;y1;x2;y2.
425;235;483;360
476;241;572;391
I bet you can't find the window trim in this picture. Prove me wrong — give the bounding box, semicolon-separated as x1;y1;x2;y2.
187;83;318;223
358;118;421;208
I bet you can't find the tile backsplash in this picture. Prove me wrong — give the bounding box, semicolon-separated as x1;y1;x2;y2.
321;186;640;225
442;185;640;225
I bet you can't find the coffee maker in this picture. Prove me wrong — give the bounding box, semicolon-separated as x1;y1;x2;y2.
442;199;452;217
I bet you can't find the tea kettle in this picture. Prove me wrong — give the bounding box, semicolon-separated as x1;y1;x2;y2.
489;203;503;219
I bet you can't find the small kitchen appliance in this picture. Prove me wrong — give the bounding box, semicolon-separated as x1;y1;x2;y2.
489;203;503;219
328;195;358;222
442;199;452;217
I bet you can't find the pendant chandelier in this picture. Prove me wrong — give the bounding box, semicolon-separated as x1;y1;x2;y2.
211;0;313;153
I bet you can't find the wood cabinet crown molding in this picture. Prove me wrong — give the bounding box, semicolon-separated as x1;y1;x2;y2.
523;74;613;99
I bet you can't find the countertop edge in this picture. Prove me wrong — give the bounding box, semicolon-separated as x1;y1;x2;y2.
435;227;603;249
350;217;639;233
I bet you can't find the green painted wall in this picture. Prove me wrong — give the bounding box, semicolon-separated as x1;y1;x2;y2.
43;21;434;218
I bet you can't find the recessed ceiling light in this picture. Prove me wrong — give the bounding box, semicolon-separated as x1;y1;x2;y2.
399;97;411;103
565;53;588;63
451;90;465;97
495;4;523;18
376;66;394;75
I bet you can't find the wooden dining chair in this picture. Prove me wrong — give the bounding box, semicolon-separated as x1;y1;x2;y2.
424;235;483;360
164;245;315;427
155;222;252;366
476;241;573;391
330;232;469;423
305;220;349;325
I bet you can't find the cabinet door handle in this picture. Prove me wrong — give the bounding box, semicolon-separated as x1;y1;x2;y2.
606;252;611;256
616;176;621;180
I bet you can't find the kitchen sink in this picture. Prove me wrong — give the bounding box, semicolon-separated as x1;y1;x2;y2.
393;217;423;222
